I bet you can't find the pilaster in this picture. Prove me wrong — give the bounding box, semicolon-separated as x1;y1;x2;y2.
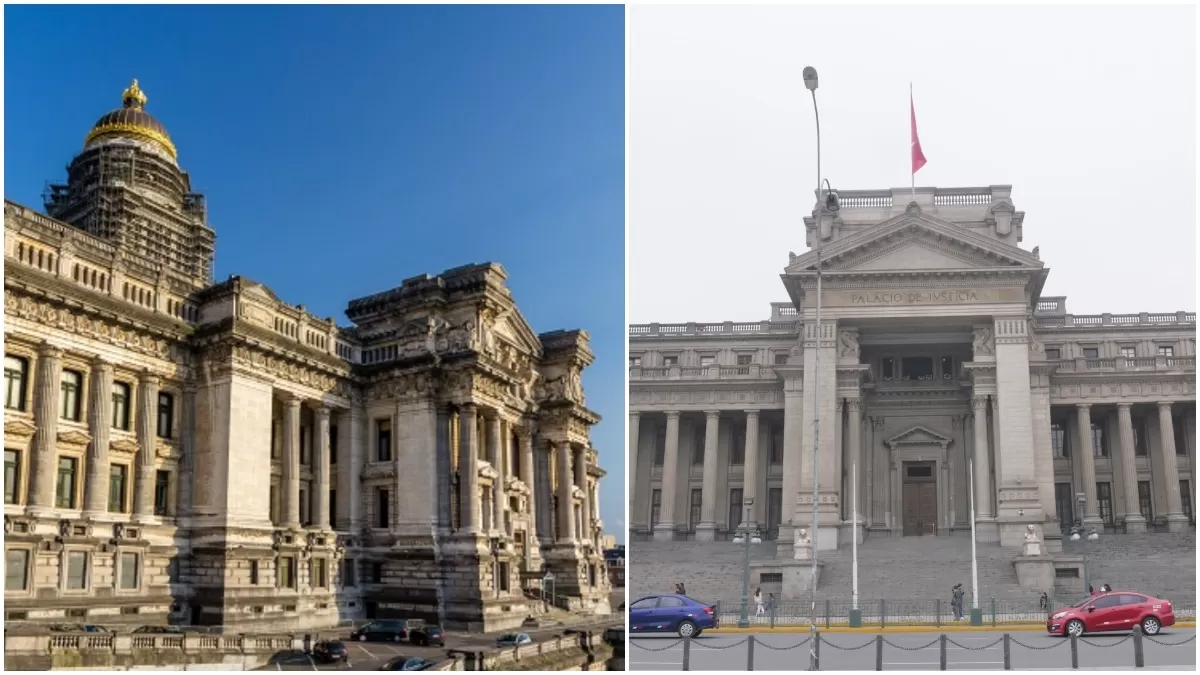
133;370;160;521
82;357;115;518
28;342;63;516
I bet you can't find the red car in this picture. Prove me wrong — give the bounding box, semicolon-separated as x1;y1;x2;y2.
1047;591;1175;637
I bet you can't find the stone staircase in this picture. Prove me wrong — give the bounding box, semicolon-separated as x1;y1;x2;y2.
1059;531;1196;602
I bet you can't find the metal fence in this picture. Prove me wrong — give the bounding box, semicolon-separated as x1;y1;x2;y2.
631;630;1197;671
713;596;1197;629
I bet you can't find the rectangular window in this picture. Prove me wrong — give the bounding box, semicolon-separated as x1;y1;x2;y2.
342;558;356;587
312;558;327;588
880;357;895;380
6;549;29;591
1051;422;1069;459
1137;481;1153;522
629;356;642;367
769;430;783;465
1119;346;1136;359
699;355;716;366
499;561;511;592
299;485;310;526
108;465;127;513
377;421;392;462
774;353;789;365
736;354;753;366
250;559;260;585
688;489;702;532
377;488;390;529
662;355;678;367
111;382;131;430
65;551;88;590
269;484;280;524
157;392;174;438
279;556;296;589
154;470;171;516
5;356;28;411
119;552;139;590
60;370;82;421
728;487;744;531
1096;482;1114;526
940;356;954;380
5;450;20;504
56;457;77;509
1091;423;1107;458
1158;345;1175;357
1181;480;1194;525
168;558;180;583
329;424;338;465
271;421;279;460
371;562;384;584
1045;348;1061;360
901;357;934;380
649;489;661;528
329;489;337;528
300;427;310;465
1082;347;1099;359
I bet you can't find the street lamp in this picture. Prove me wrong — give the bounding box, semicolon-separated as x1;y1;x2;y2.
1070;493;1100;594
732;498;763;628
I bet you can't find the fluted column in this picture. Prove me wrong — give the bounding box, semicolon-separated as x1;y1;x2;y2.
629;412;641;516
578;452;592;545
459;405;479;534
556;442;576;542
517;426;538;561
133;371;159;519
971;396;994;521
347;407;365;532
1115;404;1145;532
696;411;721;540
654;411;681;540
486;413;503;534
313;406;331;529
1076;404;1103;526
743;411;760;528
1157;402;1188;530
281;395;302;528
28;343;64;515
847;399;863;524
83;357;115;517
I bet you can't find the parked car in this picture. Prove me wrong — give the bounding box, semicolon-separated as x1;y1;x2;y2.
379;656;434;671
48;624;107;633
408;625;444;647
603;625;625;656
312;640;350;665
495;632;533;647
1047;591;1176;637
628;594;717;638
351;620;409;642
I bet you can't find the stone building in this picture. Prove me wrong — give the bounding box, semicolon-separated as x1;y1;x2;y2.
4;80;612;632
630;186;1196;556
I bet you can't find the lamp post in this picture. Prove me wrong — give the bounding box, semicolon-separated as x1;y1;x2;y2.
1070;492;1100;594
733;498;763;628
968;460;982;625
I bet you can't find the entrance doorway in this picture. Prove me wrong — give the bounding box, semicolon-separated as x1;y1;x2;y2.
902;462;938;536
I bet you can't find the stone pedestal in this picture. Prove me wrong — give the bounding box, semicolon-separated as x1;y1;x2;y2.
652;525;676;542
975;518;1000;543
694;523;717;542
1012;556;1054;591
838;518;866;546
750;559;825;599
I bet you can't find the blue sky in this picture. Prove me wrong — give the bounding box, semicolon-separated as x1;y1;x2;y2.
5;5;626;542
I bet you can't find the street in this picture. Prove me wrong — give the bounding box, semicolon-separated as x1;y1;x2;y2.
629;628;1197;671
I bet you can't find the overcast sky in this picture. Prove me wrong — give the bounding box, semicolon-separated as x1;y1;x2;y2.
628;3;1197;324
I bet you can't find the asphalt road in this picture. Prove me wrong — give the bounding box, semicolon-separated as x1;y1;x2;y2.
628;628;1197;671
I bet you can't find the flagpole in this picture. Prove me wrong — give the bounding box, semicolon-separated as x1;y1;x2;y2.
910;82;915;203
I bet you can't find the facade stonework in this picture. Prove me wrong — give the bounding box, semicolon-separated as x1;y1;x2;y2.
3;82;611;633
630;186;1196;555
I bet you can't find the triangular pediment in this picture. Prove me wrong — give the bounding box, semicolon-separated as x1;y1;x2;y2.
493;308;544;358
57;429;92;446
885;424;953;449
786;215;1042;274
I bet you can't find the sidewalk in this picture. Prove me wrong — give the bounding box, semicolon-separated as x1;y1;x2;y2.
711;620;1198;634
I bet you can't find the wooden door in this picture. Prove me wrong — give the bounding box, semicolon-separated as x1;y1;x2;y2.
903;482;938;536
918;483;937;535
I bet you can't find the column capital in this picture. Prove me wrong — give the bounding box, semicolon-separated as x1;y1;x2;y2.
704;410;720;420
1116;402;1133;412
629;411;641;420
90;356;114;372
1157;401;1174;412
1076;403;1092;412
834;399;845;412
38;341;63;358
482;407;501;421
970;395;989;410
280;392;302;408
847;399;862;413
460;402;477;414
315;405;332;420
138;369;160;387
745;409;760;420
665;410;681;420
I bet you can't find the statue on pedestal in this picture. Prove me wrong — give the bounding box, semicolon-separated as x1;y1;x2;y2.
1022;524;1043;557
793;528;812;561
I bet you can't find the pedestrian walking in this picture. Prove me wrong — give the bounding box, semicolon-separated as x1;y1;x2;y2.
675;582;687;596
951;583;965;621
754;588;765;617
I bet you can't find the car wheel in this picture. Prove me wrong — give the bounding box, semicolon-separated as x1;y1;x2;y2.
1066;620;1085;637
1141;617;1161;636
394;634;403;643
357;634;367;642
676;620;697;638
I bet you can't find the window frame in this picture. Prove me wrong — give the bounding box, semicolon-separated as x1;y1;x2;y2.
56;456;79;509
117;551;141;592
376;421;392;462
5;449;22;505
4;355;29;412
111;382;131;431
278;555;297;590
156;392;175;439
1157;345;1175;358
62;549;90;593
60;370;84;422
5;547;32;594
154;469;172;516
108;463;129;513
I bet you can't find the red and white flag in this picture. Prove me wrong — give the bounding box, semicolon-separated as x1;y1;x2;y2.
910;85;927;175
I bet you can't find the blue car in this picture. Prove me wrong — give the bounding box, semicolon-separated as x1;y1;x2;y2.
628;594;717;638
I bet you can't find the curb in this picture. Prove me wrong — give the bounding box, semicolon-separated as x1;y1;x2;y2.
709;621;1196;634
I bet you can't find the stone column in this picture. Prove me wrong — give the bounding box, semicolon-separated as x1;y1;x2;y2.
518;426;538;559
313;406;331;530
348;406;365;532
578;451;592;545
1157;402;1189;531
281;395;302;528
846;399;863;525
778;377;804;553
133;370;160;519
696;411;721;541
654;411;681;540
556;442;576;542
629;412;641;519
83;357;115;518
335;409;354;531
485;413;502;533
28;343;63;515
435;407;452;532
459;405;479;534
743;411;760;528
1075;404;1103;527
1115;404;1145;532
971;396;994;521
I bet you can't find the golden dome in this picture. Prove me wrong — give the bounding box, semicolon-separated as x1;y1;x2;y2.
84;79;177;160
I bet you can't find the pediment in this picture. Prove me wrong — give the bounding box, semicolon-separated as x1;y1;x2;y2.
787;215;1042;275
4;420;36;439
885;424;953;449
492;308;544;358
57;430;92;446
110;438;140;455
